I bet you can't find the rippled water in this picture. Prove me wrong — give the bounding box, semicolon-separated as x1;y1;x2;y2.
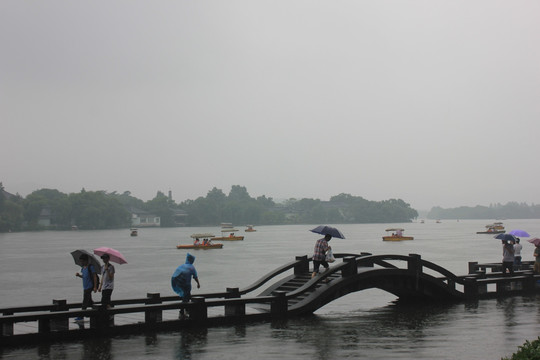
1;220;540;359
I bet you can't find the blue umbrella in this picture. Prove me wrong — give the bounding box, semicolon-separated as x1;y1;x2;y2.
494;233;518;242
508;229;530;237
310;225;345;239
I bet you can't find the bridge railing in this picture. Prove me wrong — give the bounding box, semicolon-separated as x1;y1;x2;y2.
3;253;540;345
468;261;534;274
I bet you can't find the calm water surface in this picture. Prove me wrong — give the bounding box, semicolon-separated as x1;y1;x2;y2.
1;220;540;359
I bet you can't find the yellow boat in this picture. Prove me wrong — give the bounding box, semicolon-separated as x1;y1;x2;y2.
476;222;505;234
382;228;414;241
212;231;245;241
212;224;245;240
176;243;223;250
177;234;223;249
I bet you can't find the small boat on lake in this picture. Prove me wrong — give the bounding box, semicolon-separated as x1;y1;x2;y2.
130;228;138;236
176;243;223;249
212;229;244;241
382;228;414;241
476;222;505;234
211;224;245;240
245;225;256;232
177;234;223;249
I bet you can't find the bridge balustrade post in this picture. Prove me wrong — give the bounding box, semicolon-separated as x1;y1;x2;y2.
294;256;309;275
464;277;479;298
408;254;422;291
2;311;14;337
271;291;288;315
359;253;374;267
225;288;245;316
51;299;69;331
342;257;357;277
90;307;114;329
145;293;162;323
496;279;510;293
190;297;207;321
38;317;50;334
408;254;422;273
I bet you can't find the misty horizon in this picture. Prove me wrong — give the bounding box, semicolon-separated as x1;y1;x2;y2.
2;1;539;212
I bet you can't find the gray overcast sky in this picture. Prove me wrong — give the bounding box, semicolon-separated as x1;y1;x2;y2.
1;1;539;210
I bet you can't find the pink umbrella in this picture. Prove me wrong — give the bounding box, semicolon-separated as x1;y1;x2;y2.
527;238;540;246
93;247;128;264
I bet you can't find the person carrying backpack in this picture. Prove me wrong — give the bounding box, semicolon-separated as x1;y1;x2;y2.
75;253;98;320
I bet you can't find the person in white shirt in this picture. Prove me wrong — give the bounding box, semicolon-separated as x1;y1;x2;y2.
514;238;523;270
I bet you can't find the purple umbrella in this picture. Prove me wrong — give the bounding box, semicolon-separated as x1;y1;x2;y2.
528;238;540;246
508;229;530;237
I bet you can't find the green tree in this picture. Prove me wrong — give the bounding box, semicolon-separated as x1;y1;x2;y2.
145;191;176;227
69;190;130;229
0;183;24;232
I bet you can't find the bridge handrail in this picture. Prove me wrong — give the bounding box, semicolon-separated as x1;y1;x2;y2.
238;256;310;295
281;253;465;302
282;259;356;299
0;296;279;325
356;254;464;285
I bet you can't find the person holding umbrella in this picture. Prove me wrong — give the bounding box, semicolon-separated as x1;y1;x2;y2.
93;247;127;309
534;244;540;274
75;253;98;319
311;234;332;280
98;254;115;309
502;239;515;276
171;253;201;319
513;238;523;270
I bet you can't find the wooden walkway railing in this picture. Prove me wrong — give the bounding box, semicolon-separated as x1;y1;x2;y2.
2;253;539;347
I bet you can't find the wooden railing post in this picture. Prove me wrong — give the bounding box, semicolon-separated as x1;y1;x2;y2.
51;299;69;331
225;288;245;316
496;279;510;293
1;311;14;337
468;262;478;274
145;293;162;323
464;277;478;298
38;317;50;334
342;257;357;277
408;254;422;273
359;253;374;267
408;254;422;291
271;291;288;315
190;297;207;321
294;256;309;275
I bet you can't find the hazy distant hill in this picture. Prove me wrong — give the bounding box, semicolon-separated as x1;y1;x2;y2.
427;202;540;219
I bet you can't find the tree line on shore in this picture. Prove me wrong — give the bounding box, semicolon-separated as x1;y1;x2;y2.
0;183;418;232
427;203;540;220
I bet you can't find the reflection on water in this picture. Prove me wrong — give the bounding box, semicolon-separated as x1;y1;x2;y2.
2;297;540;360
172;328;208;360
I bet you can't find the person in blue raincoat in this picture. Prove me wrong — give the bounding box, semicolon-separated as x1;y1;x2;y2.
171;253;200;318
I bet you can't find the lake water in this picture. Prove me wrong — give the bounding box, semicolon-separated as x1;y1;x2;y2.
1;219;540;359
